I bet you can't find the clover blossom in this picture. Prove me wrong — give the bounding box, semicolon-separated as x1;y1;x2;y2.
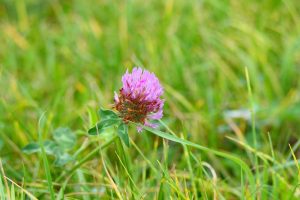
114;67;164;132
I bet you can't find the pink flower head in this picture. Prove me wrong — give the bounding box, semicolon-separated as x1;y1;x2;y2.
114;67;164;132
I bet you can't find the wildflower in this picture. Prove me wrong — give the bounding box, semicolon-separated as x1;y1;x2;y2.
114;67;164;132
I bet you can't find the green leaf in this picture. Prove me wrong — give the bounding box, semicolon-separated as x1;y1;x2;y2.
22;143;40;154
22;140;60;155
54;153;74;166
88;118;120;135
98;108;118;120
117;122;130;147
53;127;76;150
44;140;60;155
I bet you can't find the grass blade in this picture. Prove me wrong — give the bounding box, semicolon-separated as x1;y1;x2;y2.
0;159;10;200
38;113;55;200
0;167;5;199
137;123;256;198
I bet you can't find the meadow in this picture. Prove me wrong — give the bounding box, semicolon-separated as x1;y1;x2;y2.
0;0;300;199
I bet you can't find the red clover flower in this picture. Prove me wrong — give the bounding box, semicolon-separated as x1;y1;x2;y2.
114;67;164;132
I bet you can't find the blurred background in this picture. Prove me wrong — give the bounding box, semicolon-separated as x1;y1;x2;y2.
0;0;300;198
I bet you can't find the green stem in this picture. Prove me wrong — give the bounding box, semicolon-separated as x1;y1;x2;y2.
115;138;138;197
56;135;118;182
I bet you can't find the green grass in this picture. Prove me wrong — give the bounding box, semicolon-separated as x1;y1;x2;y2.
1;0;300;199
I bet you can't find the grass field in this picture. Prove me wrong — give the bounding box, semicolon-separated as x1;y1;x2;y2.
1;0;300;199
